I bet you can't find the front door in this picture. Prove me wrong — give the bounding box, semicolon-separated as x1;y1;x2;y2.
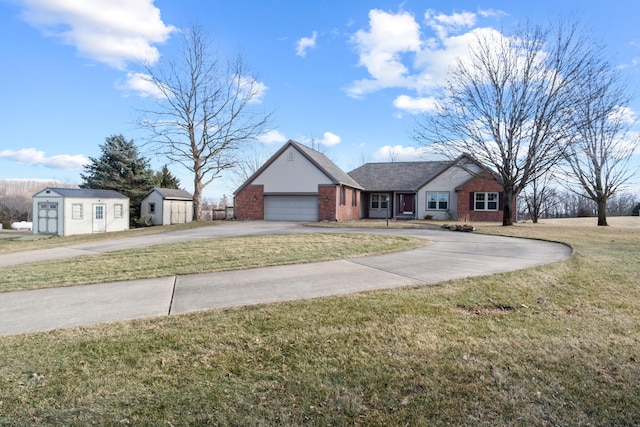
93;204;106;232
399;194;415;214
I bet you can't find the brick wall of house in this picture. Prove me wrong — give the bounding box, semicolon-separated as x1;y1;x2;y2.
456;176;516;222
234;185;264;220
336;187;361;221
318;185;337;221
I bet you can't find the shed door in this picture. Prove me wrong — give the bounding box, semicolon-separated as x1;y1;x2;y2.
264;196;318;221
93;204;106;232
170;201;186;224
37;202;58;234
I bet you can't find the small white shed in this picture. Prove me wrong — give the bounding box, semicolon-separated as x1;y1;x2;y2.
32;187;129;236
140;187;193;225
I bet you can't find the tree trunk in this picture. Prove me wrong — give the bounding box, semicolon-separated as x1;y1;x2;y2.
597;198;608;226
502;189;514;226
193;174;203;221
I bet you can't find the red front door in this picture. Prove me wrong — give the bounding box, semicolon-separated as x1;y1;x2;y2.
400;194;414;214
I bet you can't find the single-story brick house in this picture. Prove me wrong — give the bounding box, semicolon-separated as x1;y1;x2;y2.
348;154;514;222
140;187;194;225
32;187;129;236
234;140;515;222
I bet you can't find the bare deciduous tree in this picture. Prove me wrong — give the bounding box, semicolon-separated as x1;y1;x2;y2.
140;25;271;220
519;172;559;223
414;22;597;225
559;60;638;226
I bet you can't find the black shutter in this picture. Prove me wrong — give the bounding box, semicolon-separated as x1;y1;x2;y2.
469;192;475;211
498;192;504;210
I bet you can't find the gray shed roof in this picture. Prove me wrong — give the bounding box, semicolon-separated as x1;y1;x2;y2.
347;161;451;192
147;187;193;200
37;187;128;199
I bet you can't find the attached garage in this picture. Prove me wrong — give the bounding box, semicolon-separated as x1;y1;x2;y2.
264;195;318;221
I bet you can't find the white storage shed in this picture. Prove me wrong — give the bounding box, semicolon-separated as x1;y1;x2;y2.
32;187;129;236
140;187;194;225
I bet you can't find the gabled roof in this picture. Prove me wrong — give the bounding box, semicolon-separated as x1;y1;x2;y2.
234;140;363;194
35;187;128;199
347;161;451;192
145;187;193;200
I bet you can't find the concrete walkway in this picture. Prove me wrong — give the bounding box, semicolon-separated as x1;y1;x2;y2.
0;222;572;336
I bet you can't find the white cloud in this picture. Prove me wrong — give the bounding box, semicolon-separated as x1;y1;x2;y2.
118;72;166;98
238;76;268;104
315;132;342;146
425;9;476;39
347;9;422;98
348;8;506;112
18;0;176;69
0;148;89;170
296;31;318;57
256;130;287;144
393;94;438;114
373;145;437;162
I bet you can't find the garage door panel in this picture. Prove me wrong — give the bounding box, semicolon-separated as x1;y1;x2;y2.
265;196;318;221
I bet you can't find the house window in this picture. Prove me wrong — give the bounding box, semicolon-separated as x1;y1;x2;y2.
114;204;124;218
352;189;357;207
148;202;156;214
475;192;499;211
72;203;83;219
340;186;346;206
427;192;449;210
370;193;389;210
287;151;294;161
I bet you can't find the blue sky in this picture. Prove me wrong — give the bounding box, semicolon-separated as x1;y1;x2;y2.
1;0;639;200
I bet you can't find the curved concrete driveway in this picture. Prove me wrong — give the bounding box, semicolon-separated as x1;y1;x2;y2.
0;222;571;336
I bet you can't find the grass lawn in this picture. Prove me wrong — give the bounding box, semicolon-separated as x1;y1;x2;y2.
0;218;639;425
0;233;427;292
0;221;214;255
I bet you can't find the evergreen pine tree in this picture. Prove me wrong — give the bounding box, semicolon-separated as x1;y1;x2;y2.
153;165;181;189
80;134;154;223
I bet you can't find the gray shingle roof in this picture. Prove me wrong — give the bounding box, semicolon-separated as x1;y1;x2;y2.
347;161;451;192
149;187;193;200
42;187;128;199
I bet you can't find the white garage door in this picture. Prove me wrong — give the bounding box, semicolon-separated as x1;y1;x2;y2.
264;195;318;221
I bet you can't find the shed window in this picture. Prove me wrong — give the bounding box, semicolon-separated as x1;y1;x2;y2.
114;204;124;218
72;203;83;219
352;189;357;207
148;202;156;214
340;186;346;206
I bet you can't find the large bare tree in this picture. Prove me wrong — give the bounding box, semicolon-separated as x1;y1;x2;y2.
560;61;638;226
140;25;271;220
414;22;597;225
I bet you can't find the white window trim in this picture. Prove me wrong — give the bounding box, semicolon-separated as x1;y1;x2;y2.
426;191;449;210
475;192;499;211
114;204;124;218
72;203;83;219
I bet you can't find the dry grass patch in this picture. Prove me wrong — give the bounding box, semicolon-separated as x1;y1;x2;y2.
0;233;426;292
0;221;639;425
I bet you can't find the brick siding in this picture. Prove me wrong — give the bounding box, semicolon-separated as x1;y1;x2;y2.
456;176;516;222
234;185;264;220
